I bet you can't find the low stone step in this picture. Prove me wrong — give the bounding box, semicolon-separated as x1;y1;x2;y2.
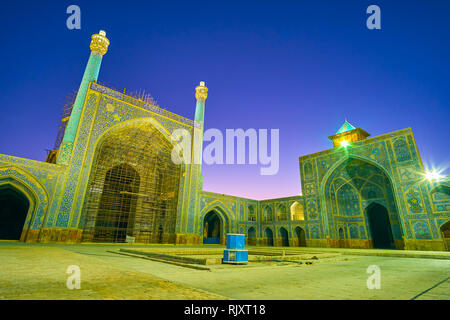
107;250;212;270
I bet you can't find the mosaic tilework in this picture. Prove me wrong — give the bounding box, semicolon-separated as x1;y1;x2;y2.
309;225;320;239
306;199;319;220
393;138;411;162
91;83;200;128
55;93;100;228
53;85;198;232
413;221;432;239
0;166;49;230
405;187;424;214
349;224;359;239
1;82;448;251
298;128;449;249
0;155;62;229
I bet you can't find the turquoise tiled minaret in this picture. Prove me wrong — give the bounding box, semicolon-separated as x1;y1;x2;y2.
193;81;208;171
194;81;208;123
57;30;110;165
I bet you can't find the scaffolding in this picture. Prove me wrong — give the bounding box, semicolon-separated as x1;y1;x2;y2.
54;91;77;150
46;84;164;164
45;91;77;163
81;122;183;243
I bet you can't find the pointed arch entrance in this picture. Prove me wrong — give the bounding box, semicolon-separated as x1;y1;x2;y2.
82;119;183;243
338;227;346;248
323;157;404;249
203;211;222;244
440;221;450;251
294;226;306;247
247;227;256;246
93;163;140;243
366;202;394;249
0;185;30;240
0;167;49;242
265;228;274;246
279;227;289;246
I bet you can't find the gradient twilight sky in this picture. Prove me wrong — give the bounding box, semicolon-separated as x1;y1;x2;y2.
0;1;449;200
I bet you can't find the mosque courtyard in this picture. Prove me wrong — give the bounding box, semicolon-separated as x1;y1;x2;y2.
0;242;448;300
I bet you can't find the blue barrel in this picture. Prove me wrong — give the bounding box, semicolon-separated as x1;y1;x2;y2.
223;249;248;264
223;233;248;264
226;233;245;249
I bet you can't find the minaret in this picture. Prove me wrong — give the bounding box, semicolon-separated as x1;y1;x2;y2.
194;81;208;123
192;81;208;180
57;30;110;165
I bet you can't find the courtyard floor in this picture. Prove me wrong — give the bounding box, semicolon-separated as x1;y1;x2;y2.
0;241;449;300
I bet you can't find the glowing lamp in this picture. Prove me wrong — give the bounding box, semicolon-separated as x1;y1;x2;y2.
340;140;349;147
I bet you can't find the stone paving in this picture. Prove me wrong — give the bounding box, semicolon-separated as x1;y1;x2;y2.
270;246;450;260
0;244;224;300
0;242;449;300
